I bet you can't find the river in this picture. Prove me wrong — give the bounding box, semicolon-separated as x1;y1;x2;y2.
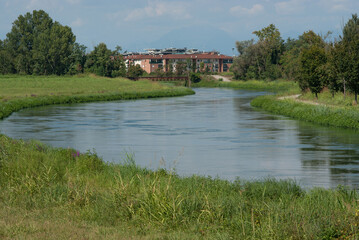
1;88;359;189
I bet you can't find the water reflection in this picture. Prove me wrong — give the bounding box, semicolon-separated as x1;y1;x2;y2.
296;122;359;188
1;88;359;189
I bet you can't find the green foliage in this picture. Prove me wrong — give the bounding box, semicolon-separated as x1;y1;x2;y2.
232;24;284;80
190;72;201;83
251;95;359;130
192;77;299;92
4;10;76;75
84;43;126;78
342;14;359;103
126;64;144;79
299;45;327;98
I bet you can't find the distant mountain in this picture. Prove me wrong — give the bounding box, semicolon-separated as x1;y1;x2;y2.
126;26;237;56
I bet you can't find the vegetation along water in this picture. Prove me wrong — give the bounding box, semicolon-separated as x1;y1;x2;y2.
1;9;359;240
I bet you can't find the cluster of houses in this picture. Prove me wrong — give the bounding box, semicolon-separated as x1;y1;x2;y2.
123;48;233;74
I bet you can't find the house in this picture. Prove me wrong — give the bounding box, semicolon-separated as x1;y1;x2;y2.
123;48;233;74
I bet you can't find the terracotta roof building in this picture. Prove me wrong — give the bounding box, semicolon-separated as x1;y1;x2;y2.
123;48;233;73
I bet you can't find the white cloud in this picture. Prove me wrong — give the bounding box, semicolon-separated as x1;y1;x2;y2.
275;0;306;15
230;4;264;16
318;0;351;12
71;17;84;27
124;0;191;22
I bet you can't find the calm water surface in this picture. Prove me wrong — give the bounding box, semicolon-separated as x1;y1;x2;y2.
1;88;359;189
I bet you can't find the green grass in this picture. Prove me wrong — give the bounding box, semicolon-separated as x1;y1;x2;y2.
251;95;359;130
300;89;359;107
192;78;299;93
0;135;358;239
1;75;359;238
0;74;194;120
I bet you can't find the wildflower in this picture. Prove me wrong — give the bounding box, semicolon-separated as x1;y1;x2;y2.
72;150;81;158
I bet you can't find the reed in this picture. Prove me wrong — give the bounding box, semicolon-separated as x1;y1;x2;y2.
0;135;358;239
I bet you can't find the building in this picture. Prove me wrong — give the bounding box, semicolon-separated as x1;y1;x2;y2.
123;48;233;74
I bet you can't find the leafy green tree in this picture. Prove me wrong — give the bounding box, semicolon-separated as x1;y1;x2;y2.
300;45;327;99
5;10;76;75
127;64;144;79
67;43;87;75
85;43;125;77
342;14;359;103
175;61;187;76
232;24;283;80
0;39;15;74
281;31;325;85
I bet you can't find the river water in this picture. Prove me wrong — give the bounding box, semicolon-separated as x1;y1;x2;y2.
1;88;359;189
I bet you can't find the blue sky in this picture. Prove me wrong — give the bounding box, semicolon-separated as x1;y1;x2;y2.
1;0;359;55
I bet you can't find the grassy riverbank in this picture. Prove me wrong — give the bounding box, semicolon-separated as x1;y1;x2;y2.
1;135;359;239
251;95;359;130
1;75;359;239
0;74;194;119
192;77;299;93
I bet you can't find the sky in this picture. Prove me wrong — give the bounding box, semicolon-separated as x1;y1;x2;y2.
1;0;359;55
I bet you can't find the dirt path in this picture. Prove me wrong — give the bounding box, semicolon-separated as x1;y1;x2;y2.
278;94;324;106
212;75;232;82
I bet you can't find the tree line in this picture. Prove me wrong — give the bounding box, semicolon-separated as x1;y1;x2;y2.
231;14;359;103
0;10;133;78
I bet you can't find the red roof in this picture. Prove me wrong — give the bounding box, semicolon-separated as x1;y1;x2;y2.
124;53;233;60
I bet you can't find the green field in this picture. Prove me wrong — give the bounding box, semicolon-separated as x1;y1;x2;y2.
0;75;194;120
192;77;299;93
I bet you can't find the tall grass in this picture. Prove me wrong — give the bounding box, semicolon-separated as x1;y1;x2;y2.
0;135;358;239
192;78;299;93
251;95;359;130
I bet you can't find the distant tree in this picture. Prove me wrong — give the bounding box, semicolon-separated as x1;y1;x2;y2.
300;45;327;99
342;14;359;103
281;31;325;85
175;61;187;75
0;39;15;74
231;24;283;80
5;10;76;75
85;43;125;77
199;62;205;73
127;64;144;79
190;72;201;83
67;43;87;74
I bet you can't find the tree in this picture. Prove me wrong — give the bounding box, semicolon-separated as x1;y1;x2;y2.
127;64;144;79
300;45;327;99
175;61;187;75
0;39;15;74
67;43;87;75
84;43;125;77
5;10;77;75
342;14;359;103
231;24;283;80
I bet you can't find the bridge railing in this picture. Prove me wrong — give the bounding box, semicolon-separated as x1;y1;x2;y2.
133;76;189;81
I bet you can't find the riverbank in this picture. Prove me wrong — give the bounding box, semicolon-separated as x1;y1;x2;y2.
194;76;359;131
1;134;358;239
1;75;359;239
251;90;359;131
192;77;299;93
0;74;194;119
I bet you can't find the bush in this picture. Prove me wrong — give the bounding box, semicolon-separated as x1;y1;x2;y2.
190;72;201;83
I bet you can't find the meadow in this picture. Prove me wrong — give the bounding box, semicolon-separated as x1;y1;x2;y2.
0;74;194;120
192;77;299;93
1;135;359;239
